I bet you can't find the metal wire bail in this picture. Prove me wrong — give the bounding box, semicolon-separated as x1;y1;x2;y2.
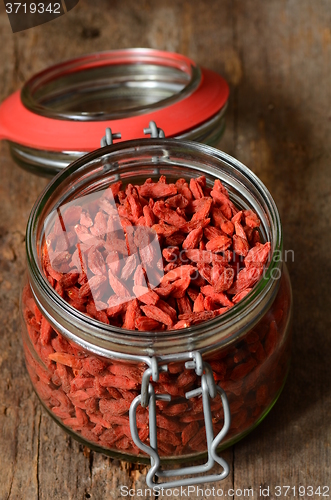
129;352;231;489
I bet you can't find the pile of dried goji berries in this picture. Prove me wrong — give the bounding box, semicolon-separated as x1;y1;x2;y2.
41;175;271;330
22;174;291;458
22;278;290;456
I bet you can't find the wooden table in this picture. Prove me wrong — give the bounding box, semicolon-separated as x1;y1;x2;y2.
0;1;330;498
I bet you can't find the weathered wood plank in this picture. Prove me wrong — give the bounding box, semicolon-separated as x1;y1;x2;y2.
231;0;331;497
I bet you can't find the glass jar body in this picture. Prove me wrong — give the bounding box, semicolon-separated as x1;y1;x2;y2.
21;139;292;463
21;265;291;463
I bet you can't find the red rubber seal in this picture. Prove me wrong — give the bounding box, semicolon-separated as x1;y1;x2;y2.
0;50;229;152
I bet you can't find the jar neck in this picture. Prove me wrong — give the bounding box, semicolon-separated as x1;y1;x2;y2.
26;139;283;360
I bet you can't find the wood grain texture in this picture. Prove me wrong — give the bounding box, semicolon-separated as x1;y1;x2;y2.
0;0;330;499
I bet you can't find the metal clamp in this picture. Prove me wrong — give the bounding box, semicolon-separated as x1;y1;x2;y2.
144;120;165;138
129;352;231;489
100;128;122;147
144;120;167;166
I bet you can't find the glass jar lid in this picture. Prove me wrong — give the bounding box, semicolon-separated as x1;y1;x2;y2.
0;49;229;175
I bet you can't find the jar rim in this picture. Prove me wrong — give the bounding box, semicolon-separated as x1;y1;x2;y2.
21;48;202;122
26;139;283;358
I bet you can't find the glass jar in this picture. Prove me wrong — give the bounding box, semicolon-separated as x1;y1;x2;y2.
0;49;228;176
21;139;292;483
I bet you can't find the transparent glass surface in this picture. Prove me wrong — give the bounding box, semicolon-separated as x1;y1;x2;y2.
21;268;291;463
21;140;293;463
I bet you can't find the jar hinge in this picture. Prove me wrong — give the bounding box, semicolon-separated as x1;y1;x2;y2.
101;120;165;147
101;121;166;168
129;351;231;489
